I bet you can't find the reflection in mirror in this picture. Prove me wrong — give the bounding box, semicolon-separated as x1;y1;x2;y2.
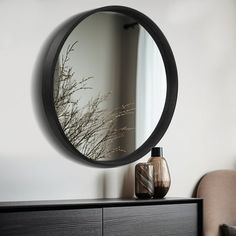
53;12;166;161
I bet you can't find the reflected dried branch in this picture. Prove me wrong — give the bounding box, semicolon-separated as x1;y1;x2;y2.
54;42;134;160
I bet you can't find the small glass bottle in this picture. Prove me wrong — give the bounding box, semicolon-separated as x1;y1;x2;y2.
148;147;171;198
135;162;154;199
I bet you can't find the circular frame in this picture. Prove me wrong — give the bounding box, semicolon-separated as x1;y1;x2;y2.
42;5;178;167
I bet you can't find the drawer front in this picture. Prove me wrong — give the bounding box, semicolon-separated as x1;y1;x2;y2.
104;203;198;236
0;208;101;236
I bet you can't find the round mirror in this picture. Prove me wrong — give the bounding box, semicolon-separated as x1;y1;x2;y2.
42;6;178;167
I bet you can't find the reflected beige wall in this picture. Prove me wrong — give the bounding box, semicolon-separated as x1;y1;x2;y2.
58;12;138;159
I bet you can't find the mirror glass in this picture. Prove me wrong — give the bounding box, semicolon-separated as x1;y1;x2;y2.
53;12;166;161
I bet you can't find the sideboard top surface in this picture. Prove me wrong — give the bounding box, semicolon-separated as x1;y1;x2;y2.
0;198;202;212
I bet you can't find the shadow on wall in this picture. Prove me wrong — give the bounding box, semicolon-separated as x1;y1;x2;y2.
100;165;135;198
121;165;135;198
31;14;87;167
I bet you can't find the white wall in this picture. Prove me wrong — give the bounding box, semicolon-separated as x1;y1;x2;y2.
0;0;235;201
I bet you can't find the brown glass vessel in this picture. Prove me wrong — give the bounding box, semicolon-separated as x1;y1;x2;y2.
148;147;171;198
135;162;154;199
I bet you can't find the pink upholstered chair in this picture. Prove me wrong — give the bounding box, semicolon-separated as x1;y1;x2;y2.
196;170;236;236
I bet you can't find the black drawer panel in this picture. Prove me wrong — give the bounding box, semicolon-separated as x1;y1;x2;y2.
0;208;101;236
104;203;198;236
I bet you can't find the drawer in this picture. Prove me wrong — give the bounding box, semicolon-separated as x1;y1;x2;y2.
103;203;198;236
0;208;102;236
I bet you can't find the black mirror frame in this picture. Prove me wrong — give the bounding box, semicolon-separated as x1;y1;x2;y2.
42;5;178;168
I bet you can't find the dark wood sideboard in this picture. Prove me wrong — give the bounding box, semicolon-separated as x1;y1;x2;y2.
0;198;202;236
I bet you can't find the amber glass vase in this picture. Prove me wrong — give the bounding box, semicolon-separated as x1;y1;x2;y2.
135;163;154;199
148;147;171;198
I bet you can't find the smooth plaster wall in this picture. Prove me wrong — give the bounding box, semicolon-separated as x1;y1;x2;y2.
0;0;235;201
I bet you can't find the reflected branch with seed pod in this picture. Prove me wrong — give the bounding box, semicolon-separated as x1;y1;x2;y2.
54;42;135;160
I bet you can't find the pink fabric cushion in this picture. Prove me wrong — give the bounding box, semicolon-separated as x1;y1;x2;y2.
197;170;236;236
